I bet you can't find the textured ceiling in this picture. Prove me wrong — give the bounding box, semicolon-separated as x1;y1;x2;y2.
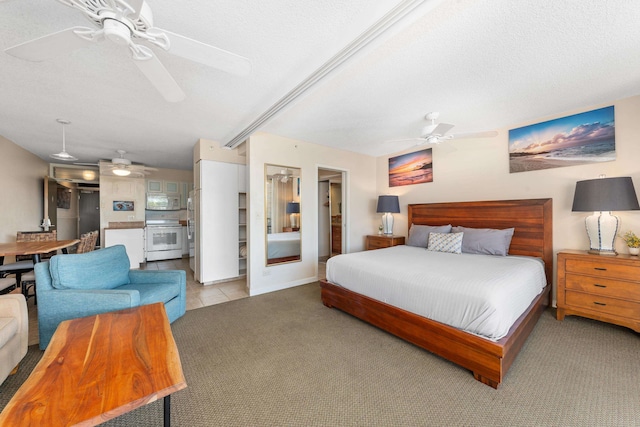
1;0;639;171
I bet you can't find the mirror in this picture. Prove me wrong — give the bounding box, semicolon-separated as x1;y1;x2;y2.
265;164;301;265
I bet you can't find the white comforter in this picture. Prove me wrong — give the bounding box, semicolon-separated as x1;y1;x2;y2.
326;245;546;341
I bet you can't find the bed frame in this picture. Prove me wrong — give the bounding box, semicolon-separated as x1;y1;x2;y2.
320;198;552;388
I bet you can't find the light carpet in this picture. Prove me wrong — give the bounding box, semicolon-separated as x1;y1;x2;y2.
1;283;639;426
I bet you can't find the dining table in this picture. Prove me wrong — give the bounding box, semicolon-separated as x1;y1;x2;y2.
0;239;81;264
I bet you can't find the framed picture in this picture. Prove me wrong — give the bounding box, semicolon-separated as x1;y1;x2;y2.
509;105;615;173
56;186;71;209
113;201;134;211
388;148;433;187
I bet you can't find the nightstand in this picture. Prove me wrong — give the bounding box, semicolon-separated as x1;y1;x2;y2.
556;250;640;332
365;235;405;250
282;227;299;232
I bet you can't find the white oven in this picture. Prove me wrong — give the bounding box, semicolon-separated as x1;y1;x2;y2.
145;223;183;261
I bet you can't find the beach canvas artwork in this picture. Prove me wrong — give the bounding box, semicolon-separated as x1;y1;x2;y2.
508;106;615;173
389;148;433;187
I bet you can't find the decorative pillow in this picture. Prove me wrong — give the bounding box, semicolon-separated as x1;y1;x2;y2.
407;224;452;248
426;232;463;254
451;226;515;256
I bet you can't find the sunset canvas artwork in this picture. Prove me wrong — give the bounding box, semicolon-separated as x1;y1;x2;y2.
509;106;615;173
389;148;433;187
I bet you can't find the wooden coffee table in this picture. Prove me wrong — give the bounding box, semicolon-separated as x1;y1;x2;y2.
0;303;186;426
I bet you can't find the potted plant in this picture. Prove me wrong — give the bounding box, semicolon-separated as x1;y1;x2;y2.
621;231;640;255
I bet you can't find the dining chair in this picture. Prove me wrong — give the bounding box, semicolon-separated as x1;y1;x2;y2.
6;231;57;303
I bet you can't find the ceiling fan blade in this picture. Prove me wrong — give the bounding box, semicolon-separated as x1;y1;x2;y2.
429;123;454;136
448;130;499;140
131;50;186;102
5;27;97;61
156;28;251;76
125;0;146;19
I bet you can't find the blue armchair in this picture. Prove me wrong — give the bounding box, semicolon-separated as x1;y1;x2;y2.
35;245;186;349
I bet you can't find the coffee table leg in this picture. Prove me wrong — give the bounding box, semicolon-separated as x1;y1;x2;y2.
164;395;171;427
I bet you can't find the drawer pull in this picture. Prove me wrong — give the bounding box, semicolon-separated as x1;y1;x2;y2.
593;302;607;306
593;284;607;288
594;267;607;271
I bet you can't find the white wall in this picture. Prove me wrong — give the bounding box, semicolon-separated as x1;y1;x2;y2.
375;95;640;300
248;132;377;296
0;136;49;246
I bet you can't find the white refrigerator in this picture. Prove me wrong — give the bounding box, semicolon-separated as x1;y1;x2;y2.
194;160;239;284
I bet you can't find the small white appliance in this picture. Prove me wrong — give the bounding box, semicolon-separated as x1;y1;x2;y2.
146;193;180;211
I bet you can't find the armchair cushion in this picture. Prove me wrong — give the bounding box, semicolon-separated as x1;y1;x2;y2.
49;245;131;290
118;282;182;305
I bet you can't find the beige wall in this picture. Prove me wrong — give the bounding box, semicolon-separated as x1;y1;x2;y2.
248;132;377;296
375;95;640;300
0;136;49;245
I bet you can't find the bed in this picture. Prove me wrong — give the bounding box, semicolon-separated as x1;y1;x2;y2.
319;198;552;388
267;231;301;264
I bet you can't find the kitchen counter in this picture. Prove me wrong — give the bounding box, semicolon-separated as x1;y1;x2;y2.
106;221;145;229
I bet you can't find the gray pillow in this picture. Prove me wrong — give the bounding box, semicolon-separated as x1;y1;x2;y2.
450;226;515;256
407;224;452;248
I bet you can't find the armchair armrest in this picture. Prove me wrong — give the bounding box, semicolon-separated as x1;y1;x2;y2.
0;294;28;355
38;289;141;318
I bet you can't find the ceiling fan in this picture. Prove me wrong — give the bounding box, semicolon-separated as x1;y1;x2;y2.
77;150;156;177
389;112;498;145
4;0;252;102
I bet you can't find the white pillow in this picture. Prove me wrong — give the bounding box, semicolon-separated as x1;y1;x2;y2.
427;232;463;254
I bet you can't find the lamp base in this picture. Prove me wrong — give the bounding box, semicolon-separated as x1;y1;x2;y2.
585;211;619;256
587;249;618;256
382;213;394;235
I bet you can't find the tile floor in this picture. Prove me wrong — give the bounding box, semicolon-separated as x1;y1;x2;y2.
17;257;327;347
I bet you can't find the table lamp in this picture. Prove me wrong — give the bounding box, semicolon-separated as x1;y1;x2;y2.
286;202;300;228
571;176;640;255
376;195;400;235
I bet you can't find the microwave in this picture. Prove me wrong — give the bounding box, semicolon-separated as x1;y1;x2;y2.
146;193;180;210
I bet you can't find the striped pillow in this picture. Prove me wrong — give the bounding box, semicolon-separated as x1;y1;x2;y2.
427;232;463;254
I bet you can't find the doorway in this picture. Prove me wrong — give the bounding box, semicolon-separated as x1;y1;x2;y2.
317;167;346;264
79;188;100;247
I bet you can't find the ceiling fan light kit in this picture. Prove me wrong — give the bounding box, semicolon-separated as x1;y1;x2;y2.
112;167;131;177
50;119;78;162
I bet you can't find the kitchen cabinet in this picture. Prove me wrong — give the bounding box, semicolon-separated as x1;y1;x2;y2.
104;228;145;268
146;180;180;195
147;180;162;193
194;160;240;284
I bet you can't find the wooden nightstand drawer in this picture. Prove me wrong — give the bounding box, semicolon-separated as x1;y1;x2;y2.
565;290;640;319
565;258;640;282
565;274;640;301
365;235;405;250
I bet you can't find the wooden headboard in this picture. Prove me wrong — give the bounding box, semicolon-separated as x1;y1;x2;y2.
408;199;553;284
